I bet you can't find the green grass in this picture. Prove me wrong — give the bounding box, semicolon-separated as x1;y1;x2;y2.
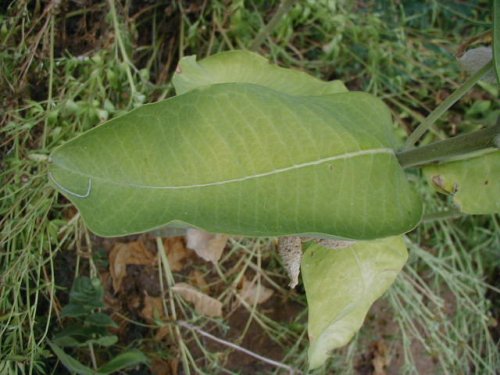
1;0;498;374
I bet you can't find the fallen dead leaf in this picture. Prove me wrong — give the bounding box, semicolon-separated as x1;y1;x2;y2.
277;236;303;288
189;269;209;292
372;339;390;375
109;241;157;293
151;358;179;375
140;294;171;342
238;277;273;305
154;326;170;342
163;237;191;272
186;228;228;264
141;293;165;323
172;282;222;317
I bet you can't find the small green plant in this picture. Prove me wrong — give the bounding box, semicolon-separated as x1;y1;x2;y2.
48;47;499;369
49;276;148;374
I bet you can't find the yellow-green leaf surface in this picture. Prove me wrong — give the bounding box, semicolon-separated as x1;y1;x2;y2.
302;236;408;369
424;151;500;214
49;84;422;239
172;50;347;95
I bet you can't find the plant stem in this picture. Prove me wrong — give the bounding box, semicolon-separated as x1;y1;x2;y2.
250;0;299;51
421;208;463;222
88;342;98;370
404;61;493;148
397;122;500;168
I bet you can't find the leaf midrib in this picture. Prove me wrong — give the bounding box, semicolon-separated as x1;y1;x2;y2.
51;148;394;192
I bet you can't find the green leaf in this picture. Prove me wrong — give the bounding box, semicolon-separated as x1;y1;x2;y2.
493;0;500;85
97;350;149;375
61;303;92;318
84;313;118;328
52;334;82;348
49;84;422;239
89;335;118;347
69;277;104;309
172;50;348;95
302;236;408;369
54;325;108;347
423;151;500;214
48;341;95;375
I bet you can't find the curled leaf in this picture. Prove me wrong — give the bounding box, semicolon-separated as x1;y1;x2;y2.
238;277;274;305
172;283;222;318
185;228;228;264
164;237;191;272
109;241;157;293
278;236;303;288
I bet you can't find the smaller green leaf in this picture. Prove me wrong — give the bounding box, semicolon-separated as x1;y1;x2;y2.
424;151;500;214
61;303;92;318
52;334;82;348
54;324;107;347
85;313;118;328
97;350;149;375
69;276;104;309
48;341;95;375
89;335;118;347
172;50;347;96
302;236;408;369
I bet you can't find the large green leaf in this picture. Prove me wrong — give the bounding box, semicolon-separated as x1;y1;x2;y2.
49;83;422;239
302;236;408;369
172;50;347;95
424;151;500;214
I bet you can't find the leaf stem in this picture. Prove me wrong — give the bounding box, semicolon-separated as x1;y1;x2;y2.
250;0;299;51
404;61;493;148
397;122;500;168
421;208;463;222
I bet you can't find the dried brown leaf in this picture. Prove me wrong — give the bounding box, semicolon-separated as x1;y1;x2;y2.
278;236;303;288
163;237;191;272
189;270;209;291
172;282;222;317
151;358;179;375
372;340;390;375
109;241;157;293
186;228;228;264
140;294;165;323
239;277;273;305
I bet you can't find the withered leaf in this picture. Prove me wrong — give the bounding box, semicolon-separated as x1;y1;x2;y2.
109;241;157;293
172;282;222;317
163;237;191;272
186;228;228;264
278;236;303;289
239;277;273;305
140;294;165;323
